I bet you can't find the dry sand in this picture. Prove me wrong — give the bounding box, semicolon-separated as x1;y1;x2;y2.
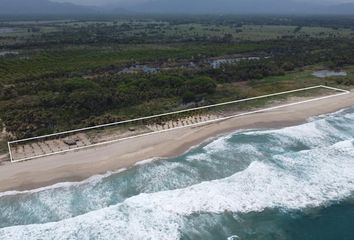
0;91;353;192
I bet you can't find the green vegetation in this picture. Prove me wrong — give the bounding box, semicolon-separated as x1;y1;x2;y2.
0;15;354;141
0;43;268;82
0;139;7;155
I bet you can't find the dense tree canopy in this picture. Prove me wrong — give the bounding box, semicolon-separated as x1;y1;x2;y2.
0;16;353;139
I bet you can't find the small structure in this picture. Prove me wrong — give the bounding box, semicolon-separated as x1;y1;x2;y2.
63;138;77;146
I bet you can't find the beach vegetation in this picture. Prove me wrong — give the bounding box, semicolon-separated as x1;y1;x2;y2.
0;15;354;140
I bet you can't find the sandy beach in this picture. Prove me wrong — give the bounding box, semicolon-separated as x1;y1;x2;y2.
0;91;353;192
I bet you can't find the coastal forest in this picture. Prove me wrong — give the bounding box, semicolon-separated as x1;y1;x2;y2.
0;15;354;148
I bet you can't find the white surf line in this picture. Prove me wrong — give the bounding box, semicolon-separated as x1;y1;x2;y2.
9;85;350;163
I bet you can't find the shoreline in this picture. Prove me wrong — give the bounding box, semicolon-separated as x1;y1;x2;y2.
0;91;353;193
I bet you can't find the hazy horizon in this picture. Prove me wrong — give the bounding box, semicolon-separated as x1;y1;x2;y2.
1;0;354;15
53;0;354;6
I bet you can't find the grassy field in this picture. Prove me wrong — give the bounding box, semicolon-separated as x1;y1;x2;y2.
1;20;353;47
0;43;269;83
208;64;354;104
138;23;354;41
252;65;354;88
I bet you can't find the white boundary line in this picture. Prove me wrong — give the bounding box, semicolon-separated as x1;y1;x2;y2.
9;85;342;144
8;85;350;163
7;142;13;163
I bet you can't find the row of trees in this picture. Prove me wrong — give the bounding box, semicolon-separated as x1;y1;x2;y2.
1;19;354;138
3;15;354;49
0;74;217;138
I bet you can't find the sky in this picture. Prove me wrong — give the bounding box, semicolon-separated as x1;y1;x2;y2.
53;0;354;6
54;0;149;6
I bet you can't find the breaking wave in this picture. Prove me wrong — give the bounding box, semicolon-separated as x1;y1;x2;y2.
0;107;354;239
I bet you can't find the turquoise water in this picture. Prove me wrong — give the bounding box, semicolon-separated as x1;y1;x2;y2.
0;107;354;239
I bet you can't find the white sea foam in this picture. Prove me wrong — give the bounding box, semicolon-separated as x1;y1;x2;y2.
186;136;231;162
134;157;161;166
132;161;198;192
309;106;353;121
1;136;353;239
228;235;240;240
1;202;183;240
2;107;351;200
0;168;128;198
1;107;354;238
244;111;353;149
186;131;264;163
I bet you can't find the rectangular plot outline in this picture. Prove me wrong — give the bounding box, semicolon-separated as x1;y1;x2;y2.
8;85;350;163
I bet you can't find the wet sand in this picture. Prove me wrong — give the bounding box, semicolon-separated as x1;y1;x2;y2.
0;91;353;192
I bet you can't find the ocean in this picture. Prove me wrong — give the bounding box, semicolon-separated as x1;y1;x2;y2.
0;107;354;240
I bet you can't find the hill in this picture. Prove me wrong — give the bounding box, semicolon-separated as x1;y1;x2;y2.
0;0;96;15
131;0;354;14
0;0;354;16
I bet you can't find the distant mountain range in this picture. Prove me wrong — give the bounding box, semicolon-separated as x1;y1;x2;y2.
132;0;354;14
0;0;96;15
0;0;354;15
